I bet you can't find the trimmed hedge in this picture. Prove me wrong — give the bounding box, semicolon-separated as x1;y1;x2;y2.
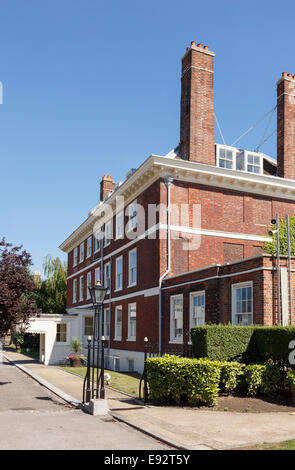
191;324;295;366
190;324;258;363
146;355;283;406
146;355;221;406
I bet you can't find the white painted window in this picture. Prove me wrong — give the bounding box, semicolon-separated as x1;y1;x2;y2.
190;291;205;330
84;317;93;336
87;236;92;258
128;248;137;286
95;266;101;284
56;323;67;343
86;272;92;299
104;262;111;290
104;221;112;247
127;200;137;231
128;303;136;341
79;276;84;301
114;356;120;372
116;256;123;290
247;153;261;174
232;282;253;326
104;308;110;340
79;243;84;263
94;229;101;252
73;279;77;303
114;306;122;340
116;211;124;239
170;295;183;343
73;248;78;267
216;145;236;170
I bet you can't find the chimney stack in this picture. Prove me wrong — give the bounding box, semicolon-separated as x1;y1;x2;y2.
100;174;116;201
179;42;215;165
277;73;295;179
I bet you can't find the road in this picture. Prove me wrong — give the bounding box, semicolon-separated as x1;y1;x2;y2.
0;358;171;450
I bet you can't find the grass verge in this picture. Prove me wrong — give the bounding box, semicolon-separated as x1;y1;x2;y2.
63;366;141;397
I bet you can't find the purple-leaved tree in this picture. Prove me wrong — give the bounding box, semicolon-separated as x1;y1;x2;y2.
0;238;39;335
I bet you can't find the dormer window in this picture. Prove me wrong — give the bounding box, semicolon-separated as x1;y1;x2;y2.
247;153;261;174
216;145;237;170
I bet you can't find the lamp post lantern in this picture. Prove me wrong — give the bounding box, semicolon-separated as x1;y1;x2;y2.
82;281;107;402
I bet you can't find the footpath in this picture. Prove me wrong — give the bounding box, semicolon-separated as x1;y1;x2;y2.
4;349;295;450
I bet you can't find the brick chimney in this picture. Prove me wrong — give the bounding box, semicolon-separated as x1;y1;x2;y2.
179;41;215;165
277;72;295;179
100;174;116;201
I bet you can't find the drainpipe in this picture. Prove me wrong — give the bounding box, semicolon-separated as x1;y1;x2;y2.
158;176;173;355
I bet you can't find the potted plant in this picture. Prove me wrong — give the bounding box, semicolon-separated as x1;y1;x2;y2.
66;337;85;367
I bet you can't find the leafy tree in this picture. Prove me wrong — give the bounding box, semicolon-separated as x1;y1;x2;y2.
35;255;67;314
0;238;39;335
264;216;295;256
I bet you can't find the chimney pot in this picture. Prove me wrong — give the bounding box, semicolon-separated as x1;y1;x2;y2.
197;43;202;47
203;45;209;50
191;41;196;46
282;72;287;77
288;73;292;78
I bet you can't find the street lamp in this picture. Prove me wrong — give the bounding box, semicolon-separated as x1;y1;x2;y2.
87;281;107;400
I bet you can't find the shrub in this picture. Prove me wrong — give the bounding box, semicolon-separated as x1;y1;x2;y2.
146;355;222;406
219;362;245;393
255;326;295;366
190;324;259;363
243;363;281;396
286;370;295;390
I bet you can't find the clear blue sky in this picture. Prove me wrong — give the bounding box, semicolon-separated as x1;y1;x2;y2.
1;0;294;276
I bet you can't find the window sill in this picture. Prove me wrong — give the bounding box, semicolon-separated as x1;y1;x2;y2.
127;338;136;342
113;338;122;341
114;288;122;293
127;283;137;288
169;340;183;344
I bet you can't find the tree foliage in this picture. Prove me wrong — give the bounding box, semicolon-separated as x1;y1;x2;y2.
264;216;295;256
35;255;67;314
0;238;39;335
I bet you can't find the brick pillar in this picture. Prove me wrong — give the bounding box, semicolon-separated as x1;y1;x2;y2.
179;41;215;165
277;72;295;180
100;174;116;201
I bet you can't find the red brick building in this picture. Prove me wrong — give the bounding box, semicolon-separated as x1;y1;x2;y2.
59;42;295;372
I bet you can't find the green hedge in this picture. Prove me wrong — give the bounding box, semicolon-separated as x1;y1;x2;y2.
146;355;221;406
191;324;295;366
190;324;259;363
146;355;283;406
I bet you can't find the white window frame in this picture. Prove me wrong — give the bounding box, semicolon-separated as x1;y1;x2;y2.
216;144;237;170
104;262;111;291
127;200;137;232
104;221;112;247
73;278;77;303
73;248;78;267
86;271;92;299
170;294;183;343
245;151;262;175
95;266;101;284
79;242;85;263
79;275;84;301
115;256;123;291
232;281;253;326
103;307;110;340
128;248;137;287
94;229;101;252
86;236;92;258
84;316;93;336
190;291;205;333
56;323;67;343
127;303;136;341
114;306;122;341
116;211;124;240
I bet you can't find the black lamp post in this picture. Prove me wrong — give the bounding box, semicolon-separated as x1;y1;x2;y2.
86;281;107;400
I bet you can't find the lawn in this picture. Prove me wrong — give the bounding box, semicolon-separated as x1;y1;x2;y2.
237;439;295;450
63;366;141;397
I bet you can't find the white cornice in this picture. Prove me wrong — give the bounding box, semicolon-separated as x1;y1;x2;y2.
59;155;295;253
